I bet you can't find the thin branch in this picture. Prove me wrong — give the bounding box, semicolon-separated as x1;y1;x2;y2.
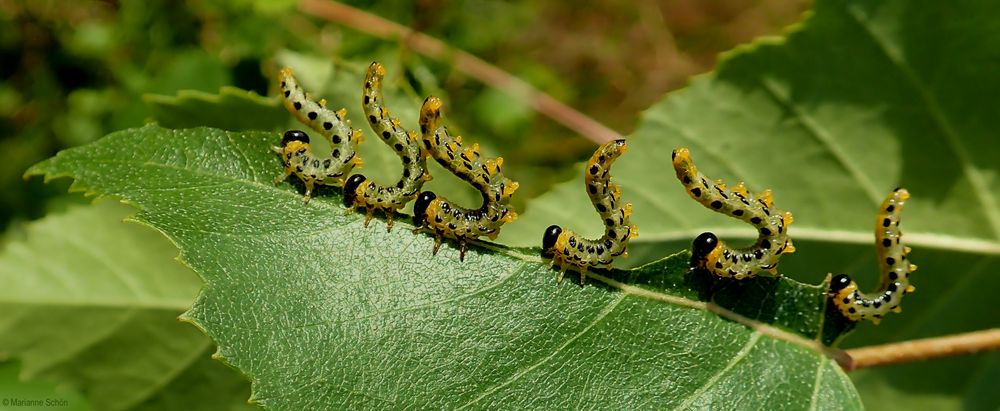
844;328;1000;371
298;0;621;144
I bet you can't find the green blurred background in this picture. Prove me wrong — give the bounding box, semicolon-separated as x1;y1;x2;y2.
0;0;807;231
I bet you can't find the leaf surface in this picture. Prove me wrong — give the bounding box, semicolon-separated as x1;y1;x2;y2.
28;125;860;409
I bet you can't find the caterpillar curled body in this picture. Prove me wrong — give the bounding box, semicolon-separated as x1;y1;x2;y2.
829;188;916;324
671;148;795;279
412;96;519;261
343;62;431;231
542;139;638;284
273;67;363;202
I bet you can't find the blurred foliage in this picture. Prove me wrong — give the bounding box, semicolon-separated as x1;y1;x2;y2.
0;202;255;411
0;0;806;231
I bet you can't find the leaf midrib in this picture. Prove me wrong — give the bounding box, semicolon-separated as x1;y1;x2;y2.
633;226;1000;255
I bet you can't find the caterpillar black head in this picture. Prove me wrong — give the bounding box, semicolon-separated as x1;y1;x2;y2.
281;129;310;146
413;191;436;227
829;273;853;292
692;232;719;258
541;225;562;257
343;174;367;207
690;232;719;268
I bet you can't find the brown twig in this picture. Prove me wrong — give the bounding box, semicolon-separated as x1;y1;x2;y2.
844;328;1000;371
298;0;621;144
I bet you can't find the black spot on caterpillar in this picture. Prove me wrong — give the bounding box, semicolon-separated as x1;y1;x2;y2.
541;139;638;284
412;96;519;261
672;148;795;279
829;188;916;324
343;62;431;231
273;67;363;202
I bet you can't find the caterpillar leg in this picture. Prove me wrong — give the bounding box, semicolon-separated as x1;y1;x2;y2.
301;180;315;203
432;236;443;256
363;208;375;227
578;266;588;285
385;212;395;232
459;240;468;262
556;265;567;284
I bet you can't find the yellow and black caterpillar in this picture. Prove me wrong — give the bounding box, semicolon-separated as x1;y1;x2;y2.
672;148;795;279
269;65;918;327
343;62;431;230
542;139;638;283
273;67;363;202
829;188;916;324
412;96;519;261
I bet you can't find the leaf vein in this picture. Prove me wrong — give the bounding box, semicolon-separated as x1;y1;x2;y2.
456;293;627;409
758;78;881;204
673;332;763;410
291;262;532;329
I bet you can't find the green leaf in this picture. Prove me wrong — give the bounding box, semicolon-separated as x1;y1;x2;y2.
27;125;860;409
499;0;1000;409
144;87;286;131
0;202;254;411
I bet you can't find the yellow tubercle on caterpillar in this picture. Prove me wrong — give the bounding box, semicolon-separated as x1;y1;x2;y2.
418;97;446;148
502;181;519;199
757;189;774;208
779;213;797;255
714;180;727;192
464;143;482;159
351;128;365;146
500;209;518;223
731;182;749;198
273;140;308;154
372;62;386;77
